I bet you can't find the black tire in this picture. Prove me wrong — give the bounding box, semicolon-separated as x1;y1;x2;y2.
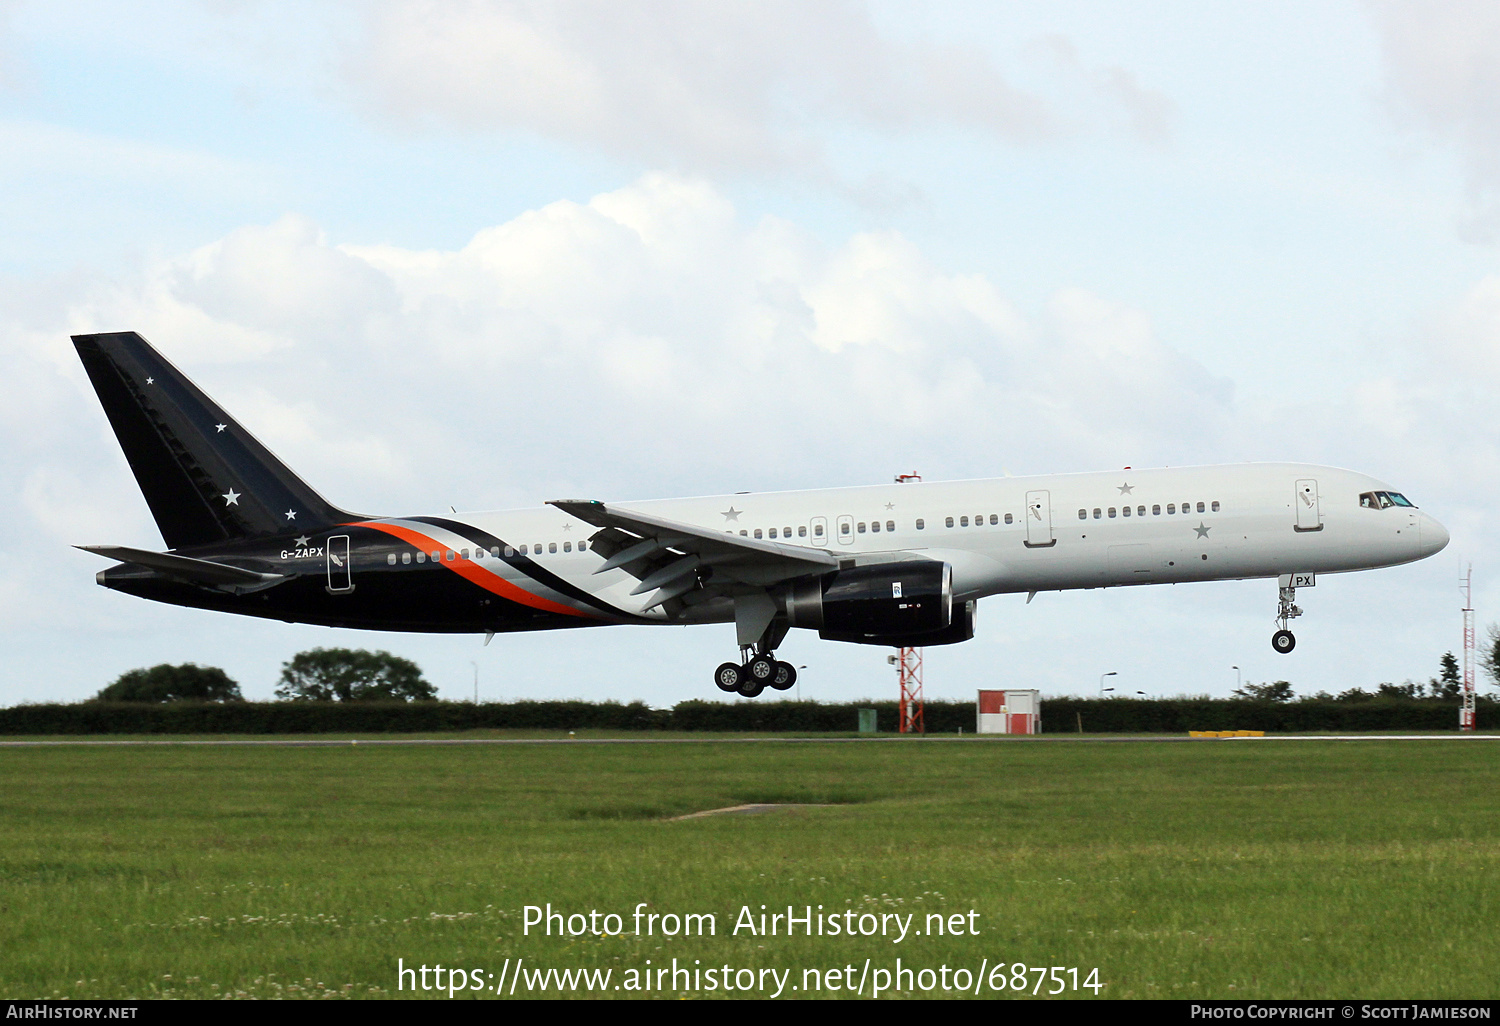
747;655;777;685
1272;629;1296;654
738;678;766;698
770;661;796;691
715;662;743;692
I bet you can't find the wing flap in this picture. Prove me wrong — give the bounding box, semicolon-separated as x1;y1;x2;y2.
548;500;837;604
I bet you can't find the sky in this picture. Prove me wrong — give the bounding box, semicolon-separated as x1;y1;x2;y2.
3;0;1500;706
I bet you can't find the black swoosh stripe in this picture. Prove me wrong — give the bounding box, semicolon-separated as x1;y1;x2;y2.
411;516;651;622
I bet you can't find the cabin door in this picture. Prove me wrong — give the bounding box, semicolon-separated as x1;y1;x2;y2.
1294;479;1322;532
326;535;354;593
1024;490;1056;548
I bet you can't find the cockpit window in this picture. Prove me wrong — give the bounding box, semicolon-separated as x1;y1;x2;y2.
1360;490;1417;510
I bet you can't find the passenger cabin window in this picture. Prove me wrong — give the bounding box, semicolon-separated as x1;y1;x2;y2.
768;528;777;539
1167;504;1176;514
1108;508;1117;518
387;553;396;565
858;522;866;533
1078;509;1087;520
1093;509;1102;519
945;517;954;528
915;519;925;530
1196;502;1205;513
1152;505;1161;516
798;526;807;537
960;516;969;527
886;521;895;532
754;529;763;539
519;545;527;555
549;542;557;553
814;524;824;536
504;546;514;557
1210;502;1220;513
1122;506;1131;517
402;552;412;564
461;548;469;559
1005;513;1014;524
417;552;426;563
870;521;880;533
1138;506;1146;517
564;541;572;552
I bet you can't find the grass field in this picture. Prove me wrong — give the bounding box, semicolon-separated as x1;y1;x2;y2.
1;734;1497;1000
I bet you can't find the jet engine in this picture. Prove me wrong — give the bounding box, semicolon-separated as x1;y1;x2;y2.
785;561;973;646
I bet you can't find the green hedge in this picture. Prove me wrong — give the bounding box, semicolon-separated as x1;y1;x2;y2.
0;696;1490;734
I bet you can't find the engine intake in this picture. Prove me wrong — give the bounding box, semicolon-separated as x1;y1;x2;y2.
785;560;953;644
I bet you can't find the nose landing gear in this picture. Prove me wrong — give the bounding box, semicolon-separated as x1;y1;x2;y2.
1272;579;1302;654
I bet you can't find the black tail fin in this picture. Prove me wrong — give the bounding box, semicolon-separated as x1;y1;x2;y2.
73;331;364;550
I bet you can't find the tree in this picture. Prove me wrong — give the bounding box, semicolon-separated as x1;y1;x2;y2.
94;663;243;702
1231;680;1294;702
275;648;436;702
1483;626;1500;689
1430;652;1462;701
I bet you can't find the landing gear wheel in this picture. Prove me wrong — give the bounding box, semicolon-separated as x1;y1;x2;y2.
1272;629;1296;654
746;655;777;686
737;678;766;698
770;661;796;691
715;662;743;692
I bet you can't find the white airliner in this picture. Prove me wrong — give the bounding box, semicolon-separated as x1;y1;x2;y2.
74;332;1450;697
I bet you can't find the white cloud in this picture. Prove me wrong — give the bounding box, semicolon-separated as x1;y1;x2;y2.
1366;0;1500;239
338;1;1135;172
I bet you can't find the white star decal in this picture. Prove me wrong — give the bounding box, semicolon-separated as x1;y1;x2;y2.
221;489;240;506
884;502;895;510
1194;522;1211;539
294;535;310;547
285;509;297;520
145;377;154;385
1118;482;1134;495
721;507;742;521
215;424;226;433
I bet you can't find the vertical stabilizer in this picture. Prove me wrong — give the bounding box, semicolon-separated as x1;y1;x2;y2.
73;331;362;550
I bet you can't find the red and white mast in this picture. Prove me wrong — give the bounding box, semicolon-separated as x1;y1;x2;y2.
1462;564;1476;732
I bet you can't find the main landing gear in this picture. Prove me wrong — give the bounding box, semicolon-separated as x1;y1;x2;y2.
1272;581;1302;654
714;646;797;698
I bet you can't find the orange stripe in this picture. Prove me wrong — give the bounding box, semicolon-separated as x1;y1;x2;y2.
353;521;592;619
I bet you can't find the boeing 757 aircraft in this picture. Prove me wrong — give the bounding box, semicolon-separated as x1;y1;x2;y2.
74;332;1449;697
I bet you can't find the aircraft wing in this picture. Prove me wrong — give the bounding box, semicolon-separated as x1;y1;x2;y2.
547;499;838;611
76;545;286;590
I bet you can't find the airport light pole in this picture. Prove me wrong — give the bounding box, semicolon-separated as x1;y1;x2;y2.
1099;671;1117;696
1232;665;1241;692
471;661;478;704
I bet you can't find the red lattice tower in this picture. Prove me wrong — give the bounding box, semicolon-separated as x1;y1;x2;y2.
893;472;924;733
898;646;925;734
1462;564;1476;732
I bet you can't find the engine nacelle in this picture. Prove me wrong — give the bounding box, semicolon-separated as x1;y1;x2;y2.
785;561;957;645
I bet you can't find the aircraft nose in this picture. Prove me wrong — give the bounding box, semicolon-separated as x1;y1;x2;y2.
1420;514;1450;558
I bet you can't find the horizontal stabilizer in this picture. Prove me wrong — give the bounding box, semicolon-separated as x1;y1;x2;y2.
76;545;285;588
